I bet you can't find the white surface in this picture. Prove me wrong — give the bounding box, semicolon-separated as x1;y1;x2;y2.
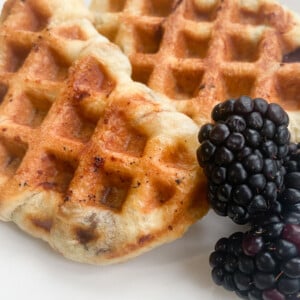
0;1;299;300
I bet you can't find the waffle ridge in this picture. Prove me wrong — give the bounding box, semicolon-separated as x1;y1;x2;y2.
91;0;300;129
0;0;208;264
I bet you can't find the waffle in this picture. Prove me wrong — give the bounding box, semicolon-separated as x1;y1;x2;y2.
0;0;100;241
0;0;208;264
90;0;300;138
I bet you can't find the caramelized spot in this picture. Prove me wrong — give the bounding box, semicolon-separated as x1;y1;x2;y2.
93;156;105;172
64;190;73;202
76;228;98;245
138;234;153;245
31;218;52;232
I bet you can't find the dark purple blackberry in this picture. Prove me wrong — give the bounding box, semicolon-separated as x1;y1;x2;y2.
277;145;300;225
197;97;290;224
210;220;300;300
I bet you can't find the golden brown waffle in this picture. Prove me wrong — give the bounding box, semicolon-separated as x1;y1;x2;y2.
49;45;208;264
90;0;300;133
0;0;208;264
0;0;99;241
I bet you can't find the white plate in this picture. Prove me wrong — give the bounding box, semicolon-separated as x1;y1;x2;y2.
0;1;299;300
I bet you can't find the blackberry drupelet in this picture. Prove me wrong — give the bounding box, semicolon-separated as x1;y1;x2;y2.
197;96;291;224
210;220;300;300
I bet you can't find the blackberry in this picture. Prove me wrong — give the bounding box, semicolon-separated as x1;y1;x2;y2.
210;221;300;300
278;145;300;224
197;97;290;224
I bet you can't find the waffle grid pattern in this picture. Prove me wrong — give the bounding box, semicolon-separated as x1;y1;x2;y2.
0;0;208;263
53;56;194;212
91;0;300;124
0;0;62;189
0;0;104;221
49;52;205;261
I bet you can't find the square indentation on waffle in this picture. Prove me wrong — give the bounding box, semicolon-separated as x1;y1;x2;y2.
71;56;116;104
0;38;32;73
22;91;53;128
64;150;135;211
53;56;118;143
131;63;154;85
160;141;196;170
0;137;28;179
143;0;176;17
23;44;70;82
98;171;132;211
1;0;50;32
222;71;256;99
175;28;212;59
36;152;77;194
151;178;176;204
51;55;118;143
101;109;147;158
166;66;205;99
184;0;221;22
1;88;53;128
225;30;263;62
274;66;300;110
133;23;164;54
54;103;98;144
